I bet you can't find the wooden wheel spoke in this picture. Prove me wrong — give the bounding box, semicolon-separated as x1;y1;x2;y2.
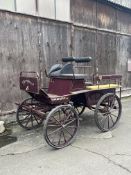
33;115;41;124
48;127;62;136
110;107;119;113
64;118;76;127
19;110;30;115
64;113;73;124
31;115;34;127
62;110;72;124
110;102;115;109
62;127;73;137
102;118;107;129
52;116;63;127
58;110;61;122
64;118;73;123
100;115;109;129
99;115;108;127
62;130;67;143
25;116;32;127
98;106;104;110
108;116;110;129
110;98;116;109
102;111;110;116
51;135;55;144
99;116;107;124
110;113;118;118
20;114;30;122
58;130;63;145
109;115;115;124
47;124;60;127
107;96;110;106
66;125;77;129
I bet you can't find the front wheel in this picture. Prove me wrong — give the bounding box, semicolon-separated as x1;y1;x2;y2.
44;105;79;149
94;93;122;132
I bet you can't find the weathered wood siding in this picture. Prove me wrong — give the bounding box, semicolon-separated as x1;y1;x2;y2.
97;2;117;30
0;12;40;111
0;0;131;112
71;0;96;27
117;10;131;34
71;0;131;87
39;21;71;86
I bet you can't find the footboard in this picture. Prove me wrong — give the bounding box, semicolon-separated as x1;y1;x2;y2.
20;72;40;94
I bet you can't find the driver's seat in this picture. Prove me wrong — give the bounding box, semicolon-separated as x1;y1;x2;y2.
48;63;87;80
48;63;73;77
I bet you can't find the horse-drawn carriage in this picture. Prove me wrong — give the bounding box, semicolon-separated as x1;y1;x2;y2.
16;57;122;149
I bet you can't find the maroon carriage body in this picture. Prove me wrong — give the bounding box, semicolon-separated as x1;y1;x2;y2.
48;77;85;96
17;56;122;149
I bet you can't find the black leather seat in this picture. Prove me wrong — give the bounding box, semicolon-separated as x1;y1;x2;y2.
48;64;62;76
48;63;86;80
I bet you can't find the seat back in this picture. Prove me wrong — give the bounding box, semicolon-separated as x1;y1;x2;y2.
48;64;62;76
48;63;74;77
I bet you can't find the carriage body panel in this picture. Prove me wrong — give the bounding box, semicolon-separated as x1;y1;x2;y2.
48;77;85;96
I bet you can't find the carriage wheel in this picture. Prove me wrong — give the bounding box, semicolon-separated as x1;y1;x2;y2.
16;98;43;130
94;93;122;132
88;91;104;111
74;104;85;115
44;105;79;149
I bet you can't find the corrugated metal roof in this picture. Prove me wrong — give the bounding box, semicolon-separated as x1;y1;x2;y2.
107;0;131;9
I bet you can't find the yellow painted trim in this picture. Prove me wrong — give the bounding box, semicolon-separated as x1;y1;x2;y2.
86;84;121;90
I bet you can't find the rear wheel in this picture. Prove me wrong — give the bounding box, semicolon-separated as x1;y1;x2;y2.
94;93;122;132
16;98;43;130
44;105;79;149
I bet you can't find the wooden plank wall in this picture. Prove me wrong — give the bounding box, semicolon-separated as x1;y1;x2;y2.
0;12;40;112
39;21;71;87
71;0;131;85
0;0;131;112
